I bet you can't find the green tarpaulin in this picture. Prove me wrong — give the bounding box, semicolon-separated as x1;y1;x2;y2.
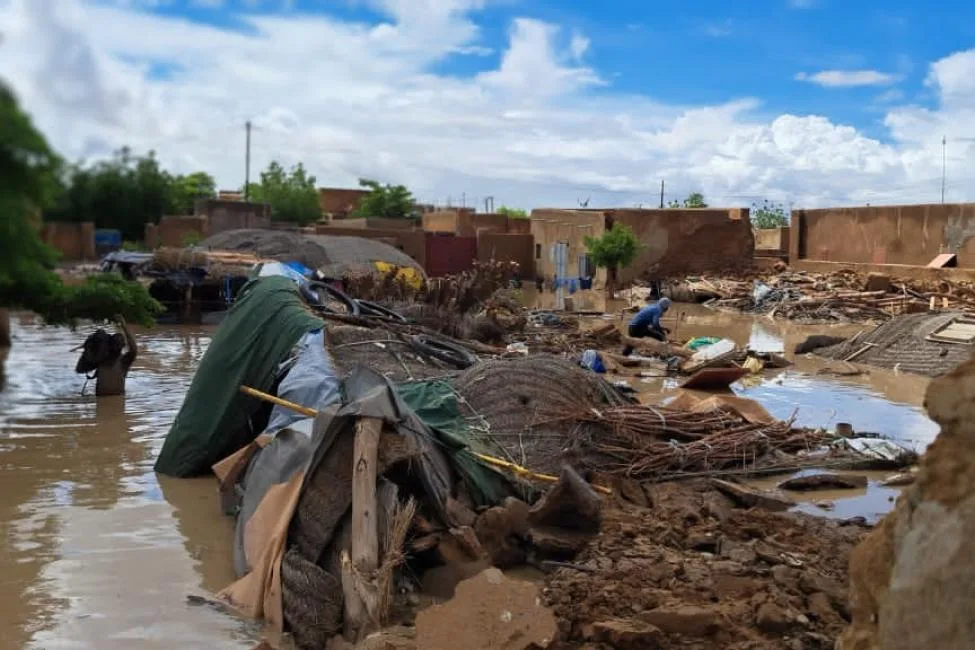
155;276;324;477
395;379;512;506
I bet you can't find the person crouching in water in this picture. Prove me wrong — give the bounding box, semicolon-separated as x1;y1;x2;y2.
621;296;671;356
74;316;137;396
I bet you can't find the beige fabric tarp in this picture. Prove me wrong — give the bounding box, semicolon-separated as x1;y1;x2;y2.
213;433;302;631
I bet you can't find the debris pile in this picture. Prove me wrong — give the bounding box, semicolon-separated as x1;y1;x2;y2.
544;481;869;650
344;260;518;314
808;311;974;377
665;269;975;323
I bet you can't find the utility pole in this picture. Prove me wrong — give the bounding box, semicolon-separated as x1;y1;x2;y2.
942;135;947;204
244;121;252;203
462;192;466;209
659;180;665;208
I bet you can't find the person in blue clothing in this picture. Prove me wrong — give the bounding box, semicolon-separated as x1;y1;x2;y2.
622;296;671;355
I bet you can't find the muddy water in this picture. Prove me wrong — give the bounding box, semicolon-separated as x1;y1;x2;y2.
0;314;254;650
0;297;941;647
531;290;938;523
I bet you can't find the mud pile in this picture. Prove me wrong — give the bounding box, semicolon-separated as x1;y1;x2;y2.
839;359;975;649
544;481;868;650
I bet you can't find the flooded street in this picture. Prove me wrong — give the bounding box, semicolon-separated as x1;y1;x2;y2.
0;315;255;650
0;301;939;647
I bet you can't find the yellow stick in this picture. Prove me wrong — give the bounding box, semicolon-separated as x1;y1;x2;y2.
239;385;318;417
239;385;612;495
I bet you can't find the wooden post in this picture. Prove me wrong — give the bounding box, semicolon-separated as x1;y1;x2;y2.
0;309;10;348
342;416;383;641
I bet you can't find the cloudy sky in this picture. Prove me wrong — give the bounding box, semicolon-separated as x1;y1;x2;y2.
2;0;975;210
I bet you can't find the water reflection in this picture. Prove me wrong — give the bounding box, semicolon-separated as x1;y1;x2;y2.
0;315;251;649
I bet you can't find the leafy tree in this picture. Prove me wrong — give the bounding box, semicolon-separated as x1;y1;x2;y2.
669;192;708;208
171;171;216;215
46;147;179;240
0;82;162;346
584;222;643;293
497;205;528;219
352;178;416;219
751;200;789;229
245;161;322;225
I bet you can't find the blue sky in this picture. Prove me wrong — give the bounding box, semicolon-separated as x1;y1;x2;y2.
3;0;975;208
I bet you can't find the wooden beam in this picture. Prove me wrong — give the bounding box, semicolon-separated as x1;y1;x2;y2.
342;416;383;641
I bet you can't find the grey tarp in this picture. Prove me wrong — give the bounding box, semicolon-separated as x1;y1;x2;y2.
228;366;455;578
265;329;341;436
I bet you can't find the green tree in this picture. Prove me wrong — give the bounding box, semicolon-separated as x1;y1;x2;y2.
352;178;416;219
245;161;322;225
497;205;528;219
751;200;789;229
669;192;708;208
0;82;163;345
46;147;179;240
584;222;643;293
171;171;216;215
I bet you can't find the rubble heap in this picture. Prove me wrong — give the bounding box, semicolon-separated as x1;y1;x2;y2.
545;481;868;650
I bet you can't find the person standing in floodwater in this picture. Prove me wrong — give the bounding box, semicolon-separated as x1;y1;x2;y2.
74;315;138;396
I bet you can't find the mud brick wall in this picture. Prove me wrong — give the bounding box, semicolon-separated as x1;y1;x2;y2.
40;221;96;260
460;213;508;237
365;217;419;230
158;215;208;248
791;203;975;267
477;232;535;276
754;227;790;252
530;208;754;286
195;199;271;234
423;210;461;233
506;218;531;234
530;209;605;282
613;208;754;283
317;188;370;216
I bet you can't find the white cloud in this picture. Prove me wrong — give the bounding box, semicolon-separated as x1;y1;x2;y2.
795;69;900;88
875;88;905;104
704;20;732;37
1;0;974;209
569;30;590;61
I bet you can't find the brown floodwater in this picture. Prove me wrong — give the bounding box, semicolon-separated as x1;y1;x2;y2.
0;314;256;650
0;298;941;647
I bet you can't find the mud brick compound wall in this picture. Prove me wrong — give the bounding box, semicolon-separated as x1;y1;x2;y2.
41;222;96;260
477;232;535;277
791;203;975;267
531;208;754;286
195;199;271;234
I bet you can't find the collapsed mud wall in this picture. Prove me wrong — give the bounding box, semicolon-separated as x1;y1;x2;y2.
839;359;975;650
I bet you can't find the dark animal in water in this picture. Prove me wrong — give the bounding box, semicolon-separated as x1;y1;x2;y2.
794;335;848;355
75;329;125;373
74;320;138;395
